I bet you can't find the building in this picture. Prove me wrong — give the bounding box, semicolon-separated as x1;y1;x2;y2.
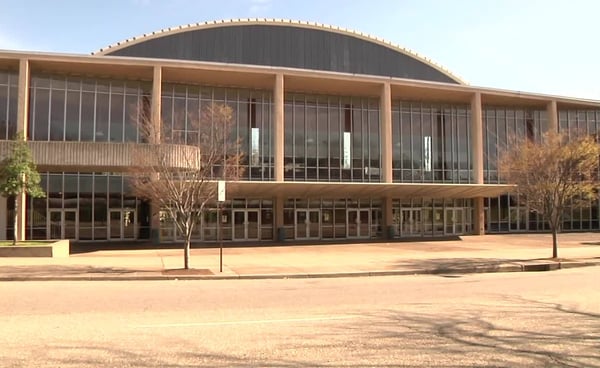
1;19;599;243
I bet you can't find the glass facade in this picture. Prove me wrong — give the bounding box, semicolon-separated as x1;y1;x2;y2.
482;107;547;233
483;107;547;184
392;101;471;183
482;107;600;233
159;198;273;242
282;198;382;240
23;172;149;241
28;74;150;142
161;83;274;181
284;93;381;182
557;109;600;231
5;62;600;243
391;198;473;237
0;70;18;140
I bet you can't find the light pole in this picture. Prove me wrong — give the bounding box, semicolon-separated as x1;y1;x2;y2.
217;180;226;272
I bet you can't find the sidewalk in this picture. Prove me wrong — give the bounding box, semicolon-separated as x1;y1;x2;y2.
1;233;600;281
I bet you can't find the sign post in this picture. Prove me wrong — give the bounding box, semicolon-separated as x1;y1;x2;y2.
217;181;226;273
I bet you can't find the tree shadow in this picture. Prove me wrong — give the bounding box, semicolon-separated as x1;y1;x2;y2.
4;296;598;367
17;340;329;368
0;265;156;278
326;297;600;367
388;257;527;274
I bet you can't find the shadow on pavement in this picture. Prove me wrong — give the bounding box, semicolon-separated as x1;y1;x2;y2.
70;236;462;255
0;265;154;277
389;257;527;274
581;241;600;246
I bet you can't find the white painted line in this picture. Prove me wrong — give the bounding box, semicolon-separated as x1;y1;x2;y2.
132;315;357;328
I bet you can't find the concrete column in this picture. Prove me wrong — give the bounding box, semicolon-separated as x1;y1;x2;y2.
470;92;485;235
0;196;6;240
15;59;30;241
150;66;162;143
274;73;284;181
17;59;30;137
382;196;394;239
273;194;284;242
380;82;392;183
150;66;162;244
546;100;558;133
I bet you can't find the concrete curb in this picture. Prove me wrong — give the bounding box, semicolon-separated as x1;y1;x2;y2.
1;260;598;282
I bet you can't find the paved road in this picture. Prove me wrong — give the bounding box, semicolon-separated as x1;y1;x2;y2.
1;268;599;367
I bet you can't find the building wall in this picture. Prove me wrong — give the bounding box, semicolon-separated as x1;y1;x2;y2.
2;50;600;241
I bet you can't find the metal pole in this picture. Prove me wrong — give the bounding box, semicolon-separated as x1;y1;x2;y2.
219;203;223;273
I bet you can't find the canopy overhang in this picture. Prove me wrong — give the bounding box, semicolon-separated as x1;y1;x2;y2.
219;181;515;199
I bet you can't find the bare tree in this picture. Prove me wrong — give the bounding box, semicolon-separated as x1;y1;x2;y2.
129;102;243;269
499;131;600;258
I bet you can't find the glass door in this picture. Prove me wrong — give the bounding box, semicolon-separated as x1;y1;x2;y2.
122;209;136;239
109;210;122;240
445;208;464;235
308;210;320;239
48;209;78;240
109;209;136;240
401;209;422;236
233;210;246;240
347;209;370;238
295;209;320;239
233;210;260;241
64;210;77;239
246;210;259;240
48;210;63;240
295;210;308;239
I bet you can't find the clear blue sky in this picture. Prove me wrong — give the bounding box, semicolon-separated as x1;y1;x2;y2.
1;0;599;100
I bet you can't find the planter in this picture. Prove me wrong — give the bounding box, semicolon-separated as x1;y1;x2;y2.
0;240;70;258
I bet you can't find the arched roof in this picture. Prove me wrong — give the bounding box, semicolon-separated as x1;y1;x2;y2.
94;19;465;85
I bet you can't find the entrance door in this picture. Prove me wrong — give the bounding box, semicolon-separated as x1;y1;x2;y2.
109;209;136;240
48;209;77;240
233;210;260;241
347;209;370;238
295;209;320;240
445;208;464;234
401;209;422;236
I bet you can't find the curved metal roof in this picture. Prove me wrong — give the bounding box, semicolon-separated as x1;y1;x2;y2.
94;19;465;85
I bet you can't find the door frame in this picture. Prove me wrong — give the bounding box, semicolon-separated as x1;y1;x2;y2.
294;209;321;240
400;208;422;237
109;209;137;240
232;209;260;241
444;207;464;235
47;209;78;240
346;209;370;239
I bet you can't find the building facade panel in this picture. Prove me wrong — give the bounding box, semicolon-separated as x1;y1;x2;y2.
392;101;471;184
28;74;150;143
0;70;18;140
283;93;381;182
161;83;275;181
105;24;459;84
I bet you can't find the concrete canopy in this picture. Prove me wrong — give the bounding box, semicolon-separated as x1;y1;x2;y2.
218;181;514;200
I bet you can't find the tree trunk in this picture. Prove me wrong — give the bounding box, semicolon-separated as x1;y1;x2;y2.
184;238;190;269
13;196;18;246
551;228;558;259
